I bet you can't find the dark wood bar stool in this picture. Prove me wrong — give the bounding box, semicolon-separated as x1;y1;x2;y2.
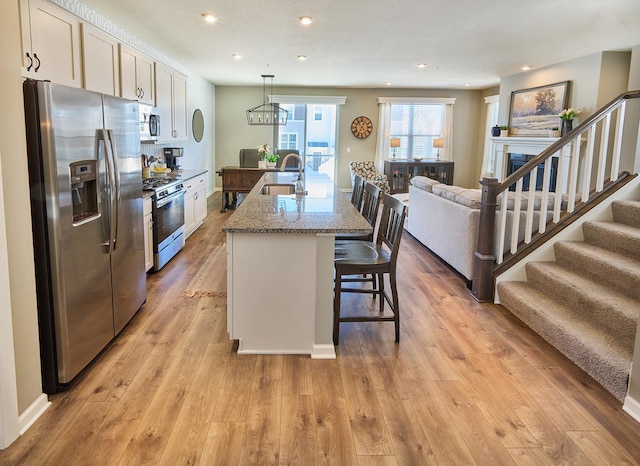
336;181;382;242
350;174;365;210
333;193;407;345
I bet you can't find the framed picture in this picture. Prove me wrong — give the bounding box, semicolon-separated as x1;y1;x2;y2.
508;81;570;136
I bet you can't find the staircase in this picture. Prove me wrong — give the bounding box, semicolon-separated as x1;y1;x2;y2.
498;199;640;402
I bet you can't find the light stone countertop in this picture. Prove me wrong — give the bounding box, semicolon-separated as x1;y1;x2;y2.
222;172;372;234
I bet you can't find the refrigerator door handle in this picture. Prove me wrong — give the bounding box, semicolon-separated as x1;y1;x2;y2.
101;129;117;253
106;130;121;251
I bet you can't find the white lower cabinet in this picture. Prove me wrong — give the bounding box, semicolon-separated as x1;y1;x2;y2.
184;174;207;238
143;196;153;271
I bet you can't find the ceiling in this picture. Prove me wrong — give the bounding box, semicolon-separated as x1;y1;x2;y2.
79;0;640;89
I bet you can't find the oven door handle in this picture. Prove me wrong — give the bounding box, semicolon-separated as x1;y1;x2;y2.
156;189;185;208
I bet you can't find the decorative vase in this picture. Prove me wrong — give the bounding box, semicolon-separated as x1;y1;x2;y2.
266;162;276;169
500;130;508;137
561;119;573;136
258;160;267;169
491;125;501;137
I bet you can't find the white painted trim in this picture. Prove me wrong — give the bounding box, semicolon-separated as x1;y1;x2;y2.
623;394;640;423
18;395;50;437
484;94;499;104
377;97;456;104
269;95;347;105
311;344;337;359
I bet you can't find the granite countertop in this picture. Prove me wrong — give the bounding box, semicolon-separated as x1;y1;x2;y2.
222;172;372;234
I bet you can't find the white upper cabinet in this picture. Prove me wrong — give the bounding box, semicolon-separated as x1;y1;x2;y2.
155;62;188;141
20;0;82;87
81;23;119;96
119;43;155;105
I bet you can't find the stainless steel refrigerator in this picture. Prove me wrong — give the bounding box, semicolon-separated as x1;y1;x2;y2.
24;80;147;393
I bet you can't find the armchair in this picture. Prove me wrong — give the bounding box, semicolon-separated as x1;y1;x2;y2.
239;148;300;168
349;161;390;194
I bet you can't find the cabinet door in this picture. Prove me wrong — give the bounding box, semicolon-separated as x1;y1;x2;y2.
154;62;173;142
143;198;153;271
172;71;188;140
137;53;155;105
120;44;155;104
20;0;82;87
119;43;139;101
81;23;119;96
184;186;196;238
194;177;207;224
144;213;153;271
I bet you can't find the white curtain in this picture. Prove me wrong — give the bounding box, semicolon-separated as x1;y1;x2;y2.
442;103;454;161
374;103;392;172
481;95;500;180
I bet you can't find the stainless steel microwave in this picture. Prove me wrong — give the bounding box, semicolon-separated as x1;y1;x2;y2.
139;104;160;142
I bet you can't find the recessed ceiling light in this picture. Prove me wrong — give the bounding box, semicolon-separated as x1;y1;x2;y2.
299;16;313;25
521;65;531;71
417;63;427;69
385;82;392;86
297;55;307;61
464;83;470;87
232;54;242;60
201;13;217;23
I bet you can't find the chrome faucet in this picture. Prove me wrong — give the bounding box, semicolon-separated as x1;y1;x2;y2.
280;153;304;194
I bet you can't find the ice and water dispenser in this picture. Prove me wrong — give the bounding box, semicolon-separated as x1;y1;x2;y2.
70;160;99;224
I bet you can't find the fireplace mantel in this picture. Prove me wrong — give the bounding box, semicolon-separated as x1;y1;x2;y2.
488;136;580;194
489;137;559;179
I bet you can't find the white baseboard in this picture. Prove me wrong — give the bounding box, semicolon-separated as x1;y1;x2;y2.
623;394;640;423
311;344;336;359
18;394;50;436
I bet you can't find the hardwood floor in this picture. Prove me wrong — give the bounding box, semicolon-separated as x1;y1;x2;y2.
2;191;640;465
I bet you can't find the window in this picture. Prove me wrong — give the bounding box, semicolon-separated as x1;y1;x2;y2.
279;132;298;150
390;104;444;159
375;97;455;170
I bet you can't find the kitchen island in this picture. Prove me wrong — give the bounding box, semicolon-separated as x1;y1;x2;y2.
222;171;371;358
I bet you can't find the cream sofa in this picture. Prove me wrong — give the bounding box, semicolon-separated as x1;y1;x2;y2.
406;177;553;282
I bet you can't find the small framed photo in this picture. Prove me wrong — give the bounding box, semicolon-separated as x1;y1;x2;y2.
508;81;570;136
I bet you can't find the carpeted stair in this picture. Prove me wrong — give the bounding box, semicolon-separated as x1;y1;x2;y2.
498;199;640;402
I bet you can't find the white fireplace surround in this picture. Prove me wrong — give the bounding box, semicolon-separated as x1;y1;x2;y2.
487;136;575;193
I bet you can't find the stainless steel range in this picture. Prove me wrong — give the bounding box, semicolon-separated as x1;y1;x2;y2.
143;177;186;271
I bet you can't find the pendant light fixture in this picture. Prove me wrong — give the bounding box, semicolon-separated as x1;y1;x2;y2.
246;74;288;125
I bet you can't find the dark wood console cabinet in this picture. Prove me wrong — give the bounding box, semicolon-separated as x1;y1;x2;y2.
384;159;454;194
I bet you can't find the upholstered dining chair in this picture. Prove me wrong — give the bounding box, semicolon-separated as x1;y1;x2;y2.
333;193;407;345
239;148;300;168
349;161;390;194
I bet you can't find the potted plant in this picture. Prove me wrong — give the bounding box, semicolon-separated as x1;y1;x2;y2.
499;125;509;137
257;143;271;168
558;108;581;136
550;127;560;137
266;152;279;168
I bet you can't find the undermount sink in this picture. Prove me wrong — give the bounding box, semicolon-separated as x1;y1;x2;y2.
259;183;296;195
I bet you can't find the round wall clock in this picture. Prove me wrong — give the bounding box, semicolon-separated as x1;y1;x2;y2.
351;116;373;139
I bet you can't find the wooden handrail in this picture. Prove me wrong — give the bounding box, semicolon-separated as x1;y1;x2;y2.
472;90;640;302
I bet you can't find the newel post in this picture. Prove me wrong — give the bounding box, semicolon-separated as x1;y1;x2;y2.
472;177;499;302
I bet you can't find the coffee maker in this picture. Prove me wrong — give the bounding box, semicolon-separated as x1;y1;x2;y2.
163;147;183;170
